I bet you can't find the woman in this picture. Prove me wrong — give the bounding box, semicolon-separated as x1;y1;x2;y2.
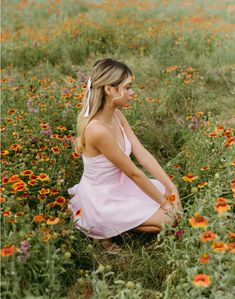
68;58;182;251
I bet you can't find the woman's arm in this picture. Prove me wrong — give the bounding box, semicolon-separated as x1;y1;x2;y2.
85;123;168;207
116;110;176;193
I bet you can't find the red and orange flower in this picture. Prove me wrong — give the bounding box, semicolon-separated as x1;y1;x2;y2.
38;173;50;181
33;214;45;222
192;274;211;287
197;181;208;189
227;242;235;253
211;241;227;252
46;216;60;225
167;194;176;202
214;197;230;214
198;253;212;264
21;170;33;176
182;174;197;182
189;212;208;228
200;231;217;242
1;245;17;257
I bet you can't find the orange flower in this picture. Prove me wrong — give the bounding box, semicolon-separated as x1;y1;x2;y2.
38;173;50;181
28;180;38;186
33;214;45;222
51;146;60;153
197;181;208;189
29;174;38;180
46;201;56;208
8;175;20;183
227;242;235;253
231;161;235;166
21;170;33;176
12;180;26;192
200;166;210;171
75;103;82;109
2;177;9;184
57;125;67;131
0;196;6;203
72;152;80;159
1;245;16;257
225;137;235;147
167;194;176;202
196;112;204;118
50;188;59;196
227;231;235;239
211;241;227;252
189;212;208;228
214;197;230;214
1;150;9;156
182;174;197;182
9;144;22;151
192;274;211;287
207;132;217;138
199;253;212;264
2;210;11;216
200;231;217;242
46;216;60;225
75;208;82;217
55;196;66;205
230;179;235;193
37;194;47;201
39;188;50;195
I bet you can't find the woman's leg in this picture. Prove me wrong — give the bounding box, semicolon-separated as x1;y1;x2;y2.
132;206;177;233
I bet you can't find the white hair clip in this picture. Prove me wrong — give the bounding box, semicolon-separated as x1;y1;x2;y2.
84;77;92;117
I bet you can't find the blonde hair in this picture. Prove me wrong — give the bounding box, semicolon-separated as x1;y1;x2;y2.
75;58;132;154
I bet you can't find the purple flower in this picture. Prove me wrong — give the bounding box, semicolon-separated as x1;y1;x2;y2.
175;230;184;238
21;240;29;254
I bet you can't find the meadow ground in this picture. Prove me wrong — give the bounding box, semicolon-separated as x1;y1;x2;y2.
1;0;235;298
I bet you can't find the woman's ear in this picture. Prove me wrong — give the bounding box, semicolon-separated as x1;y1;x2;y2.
104;85;112;96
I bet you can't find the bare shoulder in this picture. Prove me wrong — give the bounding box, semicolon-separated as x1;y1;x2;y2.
115;109;128;126
85;121;111;144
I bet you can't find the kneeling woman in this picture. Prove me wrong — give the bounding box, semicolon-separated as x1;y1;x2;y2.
68;58;182;250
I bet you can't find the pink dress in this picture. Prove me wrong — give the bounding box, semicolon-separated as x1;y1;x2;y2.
68;114;166;239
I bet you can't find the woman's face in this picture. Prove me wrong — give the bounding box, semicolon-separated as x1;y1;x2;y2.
112;75;134;108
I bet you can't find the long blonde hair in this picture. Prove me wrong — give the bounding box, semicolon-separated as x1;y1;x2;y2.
75;58;132;154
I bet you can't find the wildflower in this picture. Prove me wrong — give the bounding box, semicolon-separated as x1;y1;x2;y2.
182;174;197;182
2;210;11;216
227;242;235;253
211;241;227;252
33;215;45;222
57;125;67;131
55;196;66;205
1;245;17;257
196;112;204;118
75;103;82;109
230;179;235;193
46;216;60;225
72;152;80;158
1;150;9;156
37;194;46;201
20;240;29;254
29;174;38;180
50;188;59;196
38;173;50;181
12;181;26;192
21;170;33;176
200;166;210;171
189;212;208;228
192;274;211;287
51;146;60;153
175;230;184;237
231;161;235;166
2;177;9;184
39;188;50;195
198;253;212;264
8;175;20;183
0;196;6;203
167;194;176;202
197;182;208;188
214;197;230;214
200;231;217;242
9;144;22;151
225;137;235;147
227;231;235;239
207;132;217;138
28;180;37;186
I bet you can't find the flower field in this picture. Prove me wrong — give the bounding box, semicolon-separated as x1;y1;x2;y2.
1;0;235;298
